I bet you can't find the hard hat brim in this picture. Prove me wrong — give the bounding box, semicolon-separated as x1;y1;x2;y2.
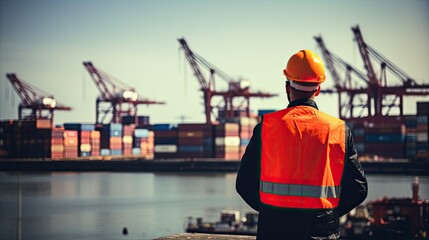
288;80;320;91
283;69;326;83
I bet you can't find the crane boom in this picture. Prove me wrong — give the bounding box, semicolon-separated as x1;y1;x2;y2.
366;45;415;86
177;39;210;91
178;37;277;124
318;25;429;120
83;62;119;100
314;35;372;119
83;61;165;124
352;25;379;88
314;36;342;89
6;73;72;122
178;38;214;123
351;25;429;118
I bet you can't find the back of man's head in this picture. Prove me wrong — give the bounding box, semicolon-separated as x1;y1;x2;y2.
283;49;326;100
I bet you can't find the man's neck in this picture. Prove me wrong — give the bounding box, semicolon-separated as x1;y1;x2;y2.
287;98;318;110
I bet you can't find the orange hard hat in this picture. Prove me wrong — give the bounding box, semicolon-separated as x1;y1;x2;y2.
283;50;326;83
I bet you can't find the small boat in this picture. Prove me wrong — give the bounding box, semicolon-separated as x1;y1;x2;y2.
185;210;258;236
341;176;429;239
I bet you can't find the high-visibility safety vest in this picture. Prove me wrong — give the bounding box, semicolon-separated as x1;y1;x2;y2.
260;106;346;209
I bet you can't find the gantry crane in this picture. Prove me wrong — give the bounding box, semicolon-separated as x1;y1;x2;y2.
315;35;371;119
351;25;429;119
315;26;429;121
178;38;277;124
6;73;72;123
83;61;165;124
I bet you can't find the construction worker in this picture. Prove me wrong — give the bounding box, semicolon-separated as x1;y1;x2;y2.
236;49;368;239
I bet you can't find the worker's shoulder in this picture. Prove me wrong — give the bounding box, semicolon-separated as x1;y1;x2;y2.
317;110;345;125
262;108;289;118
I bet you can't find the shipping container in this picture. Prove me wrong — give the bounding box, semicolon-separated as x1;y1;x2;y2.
122;125;135;156
154;124;178;159
0;120;14;157
178;123;213;158
415;112;429;160
51;128;64;159
64;123;98;157
214;122;240;160
96;123;123;156
122;115;150;126
63;130;78;158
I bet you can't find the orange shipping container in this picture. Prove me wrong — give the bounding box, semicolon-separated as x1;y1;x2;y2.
64;130;78;138
90;130;100;138
110;136;122;144
64;138;78;146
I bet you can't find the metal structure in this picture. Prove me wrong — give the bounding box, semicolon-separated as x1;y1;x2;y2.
6;73;72;123
314;35;371;119
351;25;429;119
315;25;429;121
178;38;277;124
83;61;165;124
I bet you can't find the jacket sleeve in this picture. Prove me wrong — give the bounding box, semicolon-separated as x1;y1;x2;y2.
338;127;368;217
236;123;261;212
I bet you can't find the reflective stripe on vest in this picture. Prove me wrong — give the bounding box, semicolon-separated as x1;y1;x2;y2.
260;106;346;209
260;181;341;198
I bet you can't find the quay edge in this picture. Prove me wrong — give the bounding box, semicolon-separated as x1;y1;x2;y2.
0;158;429;175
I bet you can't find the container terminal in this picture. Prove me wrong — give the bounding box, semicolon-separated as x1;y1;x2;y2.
1;25;429;240
1;26;428;173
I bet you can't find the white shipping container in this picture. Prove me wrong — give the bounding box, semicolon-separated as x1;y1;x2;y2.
80;144;91;152
100;149;110;156
132;148;141;155
215;137;241;146
417;132;428;142
239;117;258;126
122;135;133;144
154;144;177;153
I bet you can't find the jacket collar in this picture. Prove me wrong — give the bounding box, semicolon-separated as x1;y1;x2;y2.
287;98;319;110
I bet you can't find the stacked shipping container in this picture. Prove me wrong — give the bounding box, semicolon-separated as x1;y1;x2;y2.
90;130;100;157
63;130;78;158
122;115;150;126
63;123;97;157
122;125;135;155
178;123;213;158
133;128;155;159
349;102;429;160
365;121;405;158
238;117;258;157
51;128;64;159
349;120;405;159
416;102;429;160
0;120;52;158
153;124;178;159
214;122;240;160
0;120;14;157
98;123;123;156
1;102;427;161
405;116;418;160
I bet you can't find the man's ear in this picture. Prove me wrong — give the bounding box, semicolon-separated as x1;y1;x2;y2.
314;86;321;96
286;81;291;95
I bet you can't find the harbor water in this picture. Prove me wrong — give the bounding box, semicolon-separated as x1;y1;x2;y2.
0;172;428;240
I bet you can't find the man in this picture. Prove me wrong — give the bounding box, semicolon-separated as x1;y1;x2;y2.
236;49;368;239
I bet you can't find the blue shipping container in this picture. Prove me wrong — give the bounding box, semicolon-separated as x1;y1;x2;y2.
63;123;95;131
365;134;404;143
134;129;149;138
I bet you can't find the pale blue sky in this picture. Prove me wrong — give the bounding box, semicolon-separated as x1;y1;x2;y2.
1;0;428;125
